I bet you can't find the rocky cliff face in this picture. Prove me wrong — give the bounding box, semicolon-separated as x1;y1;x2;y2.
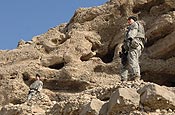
0;0;175;115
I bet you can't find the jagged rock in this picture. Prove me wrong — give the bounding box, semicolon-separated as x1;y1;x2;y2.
0;93;53;115
46;94;96;115
0;46;40;66
138;83;175;111
0;90;9;106
79;98;105;115
146;14;175;59
0;103;46;115
107;88;140;114
26;93;53;109
17;39;26;48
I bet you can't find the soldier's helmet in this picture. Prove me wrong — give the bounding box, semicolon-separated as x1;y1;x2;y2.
128;16;137;21
36;74;41;78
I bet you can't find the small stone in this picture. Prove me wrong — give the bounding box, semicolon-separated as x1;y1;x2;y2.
168;108;172;112
161;109;167;114
156;109;160;112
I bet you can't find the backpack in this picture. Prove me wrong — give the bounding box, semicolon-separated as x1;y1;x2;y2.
136;21;147;45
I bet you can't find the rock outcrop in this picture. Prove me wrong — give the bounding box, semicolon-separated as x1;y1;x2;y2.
0;0;175;114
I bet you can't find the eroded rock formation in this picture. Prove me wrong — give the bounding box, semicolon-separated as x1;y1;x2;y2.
0;0;175;114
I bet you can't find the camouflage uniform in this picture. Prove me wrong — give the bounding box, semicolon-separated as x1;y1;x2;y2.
121;20;145;81
27;79;43;100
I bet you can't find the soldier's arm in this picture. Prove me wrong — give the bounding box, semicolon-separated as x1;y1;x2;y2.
37;81;43;92
127;22;138;39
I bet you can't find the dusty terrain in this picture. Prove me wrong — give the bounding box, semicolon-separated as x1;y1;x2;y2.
0;0;175;115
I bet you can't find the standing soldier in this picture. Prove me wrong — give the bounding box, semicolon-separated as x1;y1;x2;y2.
120;16;145;81
27;74;43;101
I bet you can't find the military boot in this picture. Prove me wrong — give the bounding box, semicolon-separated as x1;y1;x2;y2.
130;75;140;81
121;77;128;82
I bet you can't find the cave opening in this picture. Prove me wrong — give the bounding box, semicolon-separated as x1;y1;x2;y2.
99;47;115;63
141;72;175;87
48;62;65;70
11;99;23;105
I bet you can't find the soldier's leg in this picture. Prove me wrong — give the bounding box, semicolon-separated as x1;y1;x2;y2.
27;90;36;101
36;91;43;99
120;64;129;81
27;93;32;101
27;90;33;101
128;45;142;80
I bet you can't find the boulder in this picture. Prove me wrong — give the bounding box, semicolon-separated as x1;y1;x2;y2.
80;98;105;115
107;88;140;114
139;83;175;111
0;103;45;115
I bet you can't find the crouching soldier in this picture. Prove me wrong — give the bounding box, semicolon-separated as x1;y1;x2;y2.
27;74;43;101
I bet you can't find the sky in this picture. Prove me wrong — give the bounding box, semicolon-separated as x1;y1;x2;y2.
0;0;107;50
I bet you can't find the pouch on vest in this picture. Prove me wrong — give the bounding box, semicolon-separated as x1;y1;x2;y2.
130;39;139;49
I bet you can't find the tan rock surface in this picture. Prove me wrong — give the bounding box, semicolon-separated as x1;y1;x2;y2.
0;0;175;114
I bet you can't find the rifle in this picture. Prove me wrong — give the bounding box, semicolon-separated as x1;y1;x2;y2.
119;45;128;65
